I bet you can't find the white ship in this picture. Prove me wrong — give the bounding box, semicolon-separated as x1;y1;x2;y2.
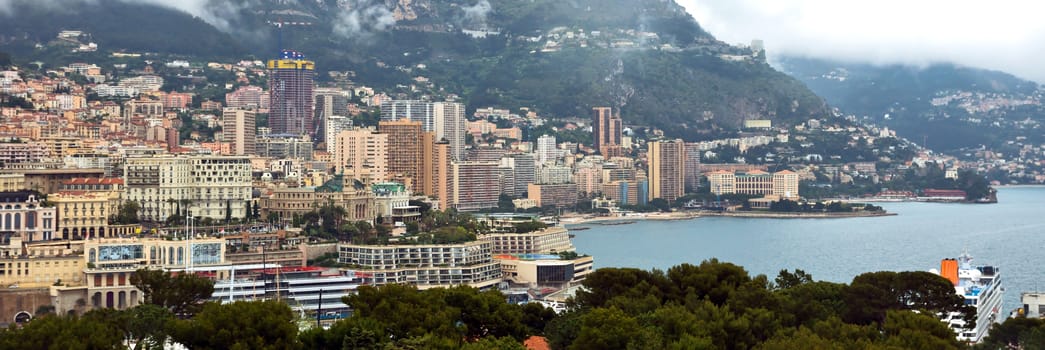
933;251;1003;343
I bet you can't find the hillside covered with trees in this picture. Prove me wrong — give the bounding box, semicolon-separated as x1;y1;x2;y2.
778;56;1045;151
0;0;828;140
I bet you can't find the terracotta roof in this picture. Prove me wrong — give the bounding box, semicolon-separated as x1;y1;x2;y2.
524;336;550;350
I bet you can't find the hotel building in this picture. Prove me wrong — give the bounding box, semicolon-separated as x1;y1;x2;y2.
337;240;502;289
706;170;800;198
123;155;252;222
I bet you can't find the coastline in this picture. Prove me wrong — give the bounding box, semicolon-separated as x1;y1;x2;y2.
699;211;896;219
560;209;893;226
560;211;701;226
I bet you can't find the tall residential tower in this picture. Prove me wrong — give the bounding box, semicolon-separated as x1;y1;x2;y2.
268;50;315;137
648;139;685;202
592;107;623;157
222;108;256;155
380;100;466;161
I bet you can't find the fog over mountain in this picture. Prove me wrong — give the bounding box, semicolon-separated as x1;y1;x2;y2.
679;0;1045;82
0;0;260;33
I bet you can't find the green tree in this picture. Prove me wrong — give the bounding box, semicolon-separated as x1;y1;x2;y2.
168;300;300;350
569;307;654;350
113;200;141;224
0;310;126;349
650;198;671;212
976;317;1045;349
125;304;175;350
300;317;388;350
880;310;963;349
342;284;531;346
345;284;460;342
843;271;970;326
545;310;583;349
956;170;990;200
774;269;813;289
131;269;215;317
225;199;232;223
513;220;547;233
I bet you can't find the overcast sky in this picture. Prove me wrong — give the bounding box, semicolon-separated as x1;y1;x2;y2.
678;0;1045;82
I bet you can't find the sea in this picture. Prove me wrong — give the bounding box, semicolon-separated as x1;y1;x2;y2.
570;186;1045;314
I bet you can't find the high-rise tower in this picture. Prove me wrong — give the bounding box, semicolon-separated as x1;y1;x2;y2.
380;100;465;161
379;119;425;190
648;139;685;202
268;50;315;137
222;108;256;155
592;106;623;157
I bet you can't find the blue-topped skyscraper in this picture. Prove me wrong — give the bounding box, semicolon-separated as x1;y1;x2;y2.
268;50;315;137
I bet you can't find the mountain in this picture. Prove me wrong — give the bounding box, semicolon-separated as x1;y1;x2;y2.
776;56;1045;152
0;0;248;58
0;0;829;140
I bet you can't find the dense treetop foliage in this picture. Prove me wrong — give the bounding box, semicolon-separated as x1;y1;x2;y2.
12;261;1037;349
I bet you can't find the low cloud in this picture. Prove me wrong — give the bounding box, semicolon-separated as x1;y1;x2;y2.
460;0;492;28
332;0;396;40
678;0;1045;82
0;0;263;36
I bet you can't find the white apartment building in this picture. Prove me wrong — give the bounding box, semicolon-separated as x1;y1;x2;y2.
536;164;573;185
536;134;558;165
124;156;252;222
324;114;354;148
222;108;256;155
333;128;388;181
337;240;502;289
481;226;575;255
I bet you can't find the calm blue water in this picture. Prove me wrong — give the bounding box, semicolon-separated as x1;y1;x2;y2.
571;186;1045;314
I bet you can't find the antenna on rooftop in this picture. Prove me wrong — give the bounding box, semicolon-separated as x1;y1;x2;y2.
273;17;287;53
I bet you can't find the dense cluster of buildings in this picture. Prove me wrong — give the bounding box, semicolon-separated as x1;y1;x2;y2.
0;41;859;327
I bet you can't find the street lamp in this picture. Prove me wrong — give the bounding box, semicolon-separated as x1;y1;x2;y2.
260;242;267;284
185;215;194;270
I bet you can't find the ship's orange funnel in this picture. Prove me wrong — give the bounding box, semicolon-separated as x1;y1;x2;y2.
941;258;959;286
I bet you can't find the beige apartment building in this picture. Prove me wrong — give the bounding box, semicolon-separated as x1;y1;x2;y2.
0;240;85;288
124;155;252;222
333;128;388;182
378;119;424;191
421;137;453;210
50;191;114;240
648;139;686;201
452;161;501;211
0;174;25;192
222;107;256;155
527;183;579;209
